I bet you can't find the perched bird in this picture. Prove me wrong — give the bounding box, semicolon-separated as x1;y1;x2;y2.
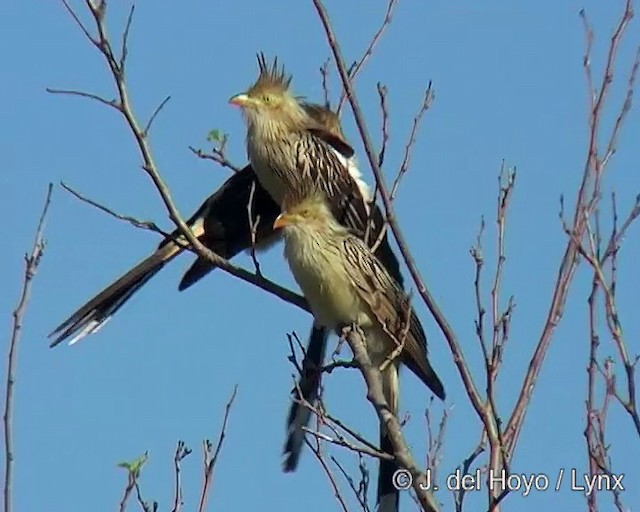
227;55;443;510
274;194;445;512
228;54;411;476
228;54;371;236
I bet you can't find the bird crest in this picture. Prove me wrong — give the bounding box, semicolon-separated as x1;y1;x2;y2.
247;53;292;97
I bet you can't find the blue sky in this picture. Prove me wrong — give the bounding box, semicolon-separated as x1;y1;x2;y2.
2;1;639;511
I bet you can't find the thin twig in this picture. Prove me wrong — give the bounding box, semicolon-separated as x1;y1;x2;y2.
133;480;155;512
119;4;135;73
189;145;243;174
470;217;489;364
304;428;391;461
486;167;516;505
3;184;53;512
197;386;238;512
376;83;390;168
425;402;451;483
389;83;434;201
61;181;165;235
143;95;171;137
171;441;192;512
117;452;149;512
304;439;350;512
319;59;332;109
454;432;487;512
330;454;371;512
118;472;135;512
336;0;398;113
46;87;117;108
247;180;263;276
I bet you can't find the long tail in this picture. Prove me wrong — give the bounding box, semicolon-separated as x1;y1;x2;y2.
282;323;328;471
48;223;202;347
49;166;282;347
378;363;400;512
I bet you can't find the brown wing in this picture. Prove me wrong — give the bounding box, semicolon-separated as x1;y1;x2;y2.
305;124;355;159
300;102;349;145
341;236;445;400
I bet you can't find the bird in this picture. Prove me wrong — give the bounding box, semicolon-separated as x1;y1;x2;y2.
228;54;371;236
228;54;411;473
228;54;440;510
273;193;445;512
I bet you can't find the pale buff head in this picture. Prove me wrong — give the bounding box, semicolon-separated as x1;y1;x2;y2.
228;53;305;127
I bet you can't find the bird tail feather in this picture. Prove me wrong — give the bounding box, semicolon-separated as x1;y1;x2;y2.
377;364;400;512
48;222;203;347
282;324;329;471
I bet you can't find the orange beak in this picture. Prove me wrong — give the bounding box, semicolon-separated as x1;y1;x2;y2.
273;213;291;230
228;93;250;107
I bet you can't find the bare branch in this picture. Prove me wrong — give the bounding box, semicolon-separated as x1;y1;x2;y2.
319;58;332;109
61;179;303;314
119;4;135;73
304;428;391;461
171;441;192;512
144;95;171;137
504;0;637;456
117;452;151;512
247;180;263;275
313;0;484;430
61;181;166;235
304;439;351;512
453;433;486;512
602;193;640;262
60;0;96;44
189;145;242;172
197;386;238;512
425;402;450;483
3;184;53;512
336;0;398;113
343;325;440;512
46;87;117;108
470;216;489;364
389;83;434;201
330;453;371;512
376;83;390;168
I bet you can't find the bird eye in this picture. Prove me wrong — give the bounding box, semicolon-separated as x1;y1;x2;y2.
263;94;272;103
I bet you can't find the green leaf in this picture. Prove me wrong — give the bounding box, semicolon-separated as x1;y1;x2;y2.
207;129;224;143
117;451;149;475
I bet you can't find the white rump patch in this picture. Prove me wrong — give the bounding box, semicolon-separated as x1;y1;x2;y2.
330;148;372;205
